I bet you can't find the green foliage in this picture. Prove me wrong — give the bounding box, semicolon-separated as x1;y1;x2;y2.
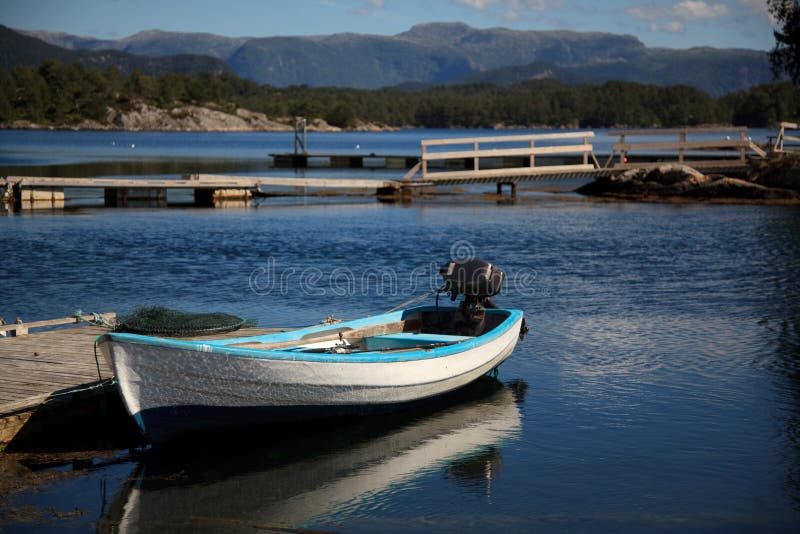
768;0;800;86
326;102;357;128
0;60;799;128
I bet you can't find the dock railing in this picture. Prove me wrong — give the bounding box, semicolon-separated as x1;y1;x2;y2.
773;122;800;152
605;127;767;169
418;132;599;181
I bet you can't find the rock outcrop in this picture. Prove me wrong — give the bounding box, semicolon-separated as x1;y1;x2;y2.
1;102;396;132
106;103;293;131
577;164;800;202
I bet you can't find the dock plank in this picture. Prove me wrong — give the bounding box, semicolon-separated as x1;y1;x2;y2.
0;325;289;419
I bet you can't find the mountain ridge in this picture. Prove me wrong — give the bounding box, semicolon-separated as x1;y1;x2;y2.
1;25;232;76
11;23;774;95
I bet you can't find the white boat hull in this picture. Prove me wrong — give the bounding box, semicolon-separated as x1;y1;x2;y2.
98;306;524;442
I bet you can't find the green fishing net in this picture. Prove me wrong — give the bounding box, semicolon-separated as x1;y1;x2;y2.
115;306;254;337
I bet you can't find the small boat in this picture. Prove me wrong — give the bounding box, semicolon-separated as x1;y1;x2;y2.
98;259;527;443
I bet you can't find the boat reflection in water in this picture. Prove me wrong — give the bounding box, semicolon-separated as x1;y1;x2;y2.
100;377;526;531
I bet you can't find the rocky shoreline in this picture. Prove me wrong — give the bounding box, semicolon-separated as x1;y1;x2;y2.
576;163;800;204
0;102;397;133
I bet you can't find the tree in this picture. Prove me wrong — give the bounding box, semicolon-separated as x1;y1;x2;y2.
768;0;800;85
326;102;356;128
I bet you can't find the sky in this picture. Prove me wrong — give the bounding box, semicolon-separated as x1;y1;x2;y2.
1;0;776;50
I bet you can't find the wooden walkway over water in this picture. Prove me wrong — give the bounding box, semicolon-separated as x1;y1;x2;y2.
0;315;284;445
0;127;770;208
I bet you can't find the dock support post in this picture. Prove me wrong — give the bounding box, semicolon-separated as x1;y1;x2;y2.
12;319;27;337
104;188;125;207
292;154;309;168
11;182;22;212
377;184;412;203
421;143;428;178
739;130;747;162
105;188;166;207
530;139;536;169
496;182;516;197
194;188;214;207
294;117;307;156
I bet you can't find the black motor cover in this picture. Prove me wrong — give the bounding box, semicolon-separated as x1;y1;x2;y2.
440;259;504;300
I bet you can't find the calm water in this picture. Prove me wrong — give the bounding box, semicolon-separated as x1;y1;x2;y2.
1;130;799;532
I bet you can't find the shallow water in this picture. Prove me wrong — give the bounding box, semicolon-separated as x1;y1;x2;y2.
0;131;798;531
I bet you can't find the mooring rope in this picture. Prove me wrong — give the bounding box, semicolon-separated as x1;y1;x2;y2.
88;312;116;328
44;377;117;400
384;290;437;314
93;338;105;382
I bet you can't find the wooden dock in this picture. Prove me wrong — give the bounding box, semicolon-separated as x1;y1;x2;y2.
0;127;770;209
0;174;402;210
604;127;766;169
394;127;764;195
0;315;285;446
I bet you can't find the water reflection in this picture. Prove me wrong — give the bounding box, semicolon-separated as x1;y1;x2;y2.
757;211;800;507
99;378;525;532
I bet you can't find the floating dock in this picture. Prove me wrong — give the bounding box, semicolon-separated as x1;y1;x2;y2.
271;152;420;169
0;174;403;210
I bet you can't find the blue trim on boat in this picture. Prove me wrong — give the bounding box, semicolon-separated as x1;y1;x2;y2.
99;306;524;364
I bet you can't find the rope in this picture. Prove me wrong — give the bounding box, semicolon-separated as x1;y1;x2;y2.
45;377;117;400
94;338;104;382
88;312;116;328
384;290;436;313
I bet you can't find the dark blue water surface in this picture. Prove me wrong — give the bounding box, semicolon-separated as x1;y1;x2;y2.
1;130;799;532
0;127;772;166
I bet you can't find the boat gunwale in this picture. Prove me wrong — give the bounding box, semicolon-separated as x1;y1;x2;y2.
97;306;524;364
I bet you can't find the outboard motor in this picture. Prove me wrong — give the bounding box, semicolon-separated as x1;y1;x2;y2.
440;259;505;336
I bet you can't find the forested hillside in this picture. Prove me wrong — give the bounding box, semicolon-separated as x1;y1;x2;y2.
0;61;796;129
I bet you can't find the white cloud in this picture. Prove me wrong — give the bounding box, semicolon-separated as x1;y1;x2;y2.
673;1;728;19
450;0;563;25
450;0;560;15
628;6;654;20
627;0;732;34
350;0;385;16
628;1;729;21
454;0;495;8
663;20;686;32
649;21;684;33
738;0;768;14
737;0;777;24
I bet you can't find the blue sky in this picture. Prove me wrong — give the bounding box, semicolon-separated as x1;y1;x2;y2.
2;0;775;50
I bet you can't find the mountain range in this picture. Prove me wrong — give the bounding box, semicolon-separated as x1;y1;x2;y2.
5;22;774;96
0;25;231;77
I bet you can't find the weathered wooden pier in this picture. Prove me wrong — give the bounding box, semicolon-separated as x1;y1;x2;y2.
0;127;769;209
0;313;117;446
0;313;285;447
0;174;402;210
